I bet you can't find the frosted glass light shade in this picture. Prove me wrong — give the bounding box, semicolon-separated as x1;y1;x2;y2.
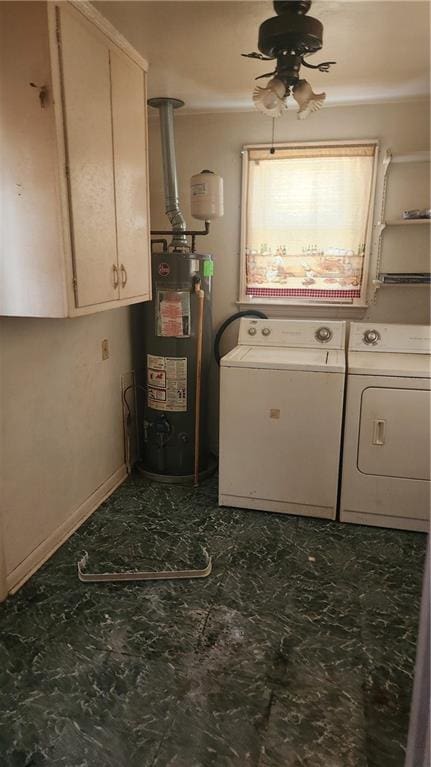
292;79;326;119
253;77;287;117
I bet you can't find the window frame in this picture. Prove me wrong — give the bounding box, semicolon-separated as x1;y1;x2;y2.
239;139;379;308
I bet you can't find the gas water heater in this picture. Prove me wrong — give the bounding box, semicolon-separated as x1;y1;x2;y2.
141;98;223;482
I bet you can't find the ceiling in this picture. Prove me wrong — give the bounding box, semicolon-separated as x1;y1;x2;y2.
95;0;431;112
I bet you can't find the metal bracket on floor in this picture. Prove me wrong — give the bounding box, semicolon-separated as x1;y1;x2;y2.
77;549;212;584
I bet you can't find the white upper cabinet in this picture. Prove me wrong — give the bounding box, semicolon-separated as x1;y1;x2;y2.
58;4;119;308
0;1;151;317
110;47;151;302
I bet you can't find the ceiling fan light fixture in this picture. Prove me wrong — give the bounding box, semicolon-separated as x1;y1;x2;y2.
243;1;335;120
293;79;326;119
253;77;288;117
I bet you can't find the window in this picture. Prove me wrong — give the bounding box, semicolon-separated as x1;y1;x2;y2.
240;141;378;305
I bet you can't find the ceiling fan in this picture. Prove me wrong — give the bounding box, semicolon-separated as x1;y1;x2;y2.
242;0;336;118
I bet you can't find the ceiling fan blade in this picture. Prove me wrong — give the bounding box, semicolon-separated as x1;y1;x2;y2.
301;56;337;72
241;52;274;61
255;70;277;80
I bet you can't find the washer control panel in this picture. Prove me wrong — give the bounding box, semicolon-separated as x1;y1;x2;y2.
237;319;346;349
350;323;431;353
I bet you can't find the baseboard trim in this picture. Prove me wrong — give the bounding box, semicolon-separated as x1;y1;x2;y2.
340;509;429;533
219;493;336;520
6;464;128;597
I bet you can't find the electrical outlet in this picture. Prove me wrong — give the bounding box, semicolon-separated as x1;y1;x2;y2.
101;339;110;360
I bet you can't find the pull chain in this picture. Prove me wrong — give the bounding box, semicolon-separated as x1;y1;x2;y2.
270;117;276;155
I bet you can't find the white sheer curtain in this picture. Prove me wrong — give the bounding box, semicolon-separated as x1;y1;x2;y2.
244;144;376;301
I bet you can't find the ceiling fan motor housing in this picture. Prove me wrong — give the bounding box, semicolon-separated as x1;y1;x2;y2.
258;11;323;59
273;1;312;14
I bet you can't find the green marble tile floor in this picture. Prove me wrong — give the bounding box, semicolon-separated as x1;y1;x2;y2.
0;474;427;767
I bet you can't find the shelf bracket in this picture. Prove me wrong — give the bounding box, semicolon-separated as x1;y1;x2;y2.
371;148;392;304
382;148;392;181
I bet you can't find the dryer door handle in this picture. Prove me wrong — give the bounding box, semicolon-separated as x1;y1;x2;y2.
372;419;386;446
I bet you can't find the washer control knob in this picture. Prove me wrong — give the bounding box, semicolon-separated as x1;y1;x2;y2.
248;327;257;336
315;326;333;343
363;329;381;345
261;327;271;336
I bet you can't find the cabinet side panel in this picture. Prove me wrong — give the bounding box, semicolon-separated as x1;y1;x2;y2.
110;49;151;301
57;3;118;308
0;1;67;317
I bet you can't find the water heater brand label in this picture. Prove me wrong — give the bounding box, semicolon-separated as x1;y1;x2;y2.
147;355;187;412
158;262;170;277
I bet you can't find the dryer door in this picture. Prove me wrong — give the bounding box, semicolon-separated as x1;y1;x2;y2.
358;387;430;480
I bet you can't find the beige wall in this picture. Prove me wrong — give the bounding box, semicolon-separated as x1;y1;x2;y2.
0;307;132;582
147;101;430;330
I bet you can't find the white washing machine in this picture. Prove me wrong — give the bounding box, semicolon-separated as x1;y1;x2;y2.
340;322;431;532
218;319;346;519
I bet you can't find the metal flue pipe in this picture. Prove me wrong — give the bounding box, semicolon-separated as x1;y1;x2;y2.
148;97;188;251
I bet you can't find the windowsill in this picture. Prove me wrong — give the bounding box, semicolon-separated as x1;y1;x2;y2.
237;298;369;318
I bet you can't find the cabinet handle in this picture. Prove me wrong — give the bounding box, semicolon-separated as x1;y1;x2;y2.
120;264;128;287
112;264;119;288
372;419;386;446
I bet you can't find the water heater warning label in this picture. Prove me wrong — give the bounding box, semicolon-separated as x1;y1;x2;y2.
147;368;166;388
156;290;191;338
147;355;187;412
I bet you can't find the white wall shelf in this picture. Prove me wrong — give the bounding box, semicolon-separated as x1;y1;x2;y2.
374;283;430;289
371;148;430;301
391;151;430;164
373;273;431;289
385;219;430;226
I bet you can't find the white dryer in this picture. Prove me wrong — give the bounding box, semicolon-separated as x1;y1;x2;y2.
340;322;430;532
218;319;346;519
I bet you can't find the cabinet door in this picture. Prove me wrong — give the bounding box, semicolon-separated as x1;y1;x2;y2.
57;5;119;307
110;47;151;301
